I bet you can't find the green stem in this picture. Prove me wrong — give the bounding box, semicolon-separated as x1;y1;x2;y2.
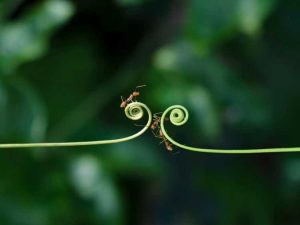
0;102;152;148
160;105;300;154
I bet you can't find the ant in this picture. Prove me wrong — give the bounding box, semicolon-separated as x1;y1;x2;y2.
120;85;146;108
159;129;173;151
151;113;173;152
152;128;174;152
151;113;169;130
151;114;161;130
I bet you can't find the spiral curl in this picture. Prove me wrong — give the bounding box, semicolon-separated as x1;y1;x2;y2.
168;106;189;126
0;100;299;153
0;101;152;148
125;102;144;121
160;105;300;154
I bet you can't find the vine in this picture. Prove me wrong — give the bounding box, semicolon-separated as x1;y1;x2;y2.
159;105;300;154
0;101;299;153
0;102;151;148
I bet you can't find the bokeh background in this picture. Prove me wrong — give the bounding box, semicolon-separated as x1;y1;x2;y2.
0;0;299;224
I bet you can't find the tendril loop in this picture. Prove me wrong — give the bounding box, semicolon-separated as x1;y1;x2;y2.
0;100;299;153
0;101;151;148
169;106;189;126
160;104;300;154
125;102;144;121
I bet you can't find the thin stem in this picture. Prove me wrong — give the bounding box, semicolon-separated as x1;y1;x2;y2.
160;105;300;154
0;102;152;149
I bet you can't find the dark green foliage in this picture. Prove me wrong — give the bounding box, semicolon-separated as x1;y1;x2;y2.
0;0;299;225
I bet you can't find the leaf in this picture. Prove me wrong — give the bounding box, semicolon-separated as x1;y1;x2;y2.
184;0;277;53
184;0;238;52
115;0;149;7
69;155;124;225
0;0;25;20
0;76;47;142
0;0;74;74
103;141;165;177
187;87;221;141
237;0;277;35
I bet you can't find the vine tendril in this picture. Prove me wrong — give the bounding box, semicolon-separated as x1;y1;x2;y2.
0;101;299;153
160;105;300;154
0;102;151;148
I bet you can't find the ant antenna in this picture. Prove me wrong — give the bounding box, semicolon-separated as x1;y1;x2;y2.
136;85;146;88
171;150;180;155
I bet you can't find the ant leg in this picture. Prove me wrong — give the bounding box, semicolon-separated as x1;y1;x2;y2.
153;112;163;117
134;124;146;127
171;149;181;155
151;130;161;138
159;136;167;145
159;139;167;145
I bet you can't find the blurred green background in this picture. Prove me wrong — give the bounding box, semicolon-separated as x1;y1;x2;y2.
0;0;299;224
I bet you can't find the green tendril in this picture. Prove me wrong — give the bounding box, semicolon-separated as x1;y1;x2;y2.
160;105;300;154
1;101;299;153
0;102;152;149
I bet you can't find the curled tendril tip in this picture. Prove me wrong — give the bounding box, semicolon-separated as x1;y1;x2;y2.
159;105;300;154
0;102;151;148
0;100;299;153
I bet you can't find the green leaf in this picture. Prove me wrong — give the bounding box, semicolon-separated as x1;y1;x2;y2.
103;141;165;177
115;0;148;7
0;77;46;142
184;0;237;53
0;0;25;20
69;155;124;225
0;0;75;74
237;0;277;35
184;0;277;52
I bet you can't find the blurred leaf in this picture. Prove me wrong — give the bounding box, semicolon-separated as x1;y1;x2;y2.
281;158;300;197
115;0;149;7
0;0;74;74
0;2;3;22
21;33;101;130
0;0;25;20
152;42;270;144
70;155;124;225
103;141;165;177
0;76;46;142
187;87;221;140
0;198;49;225
184;0;237;53
196;166;273;225
184;0;276;53
237;0;277;35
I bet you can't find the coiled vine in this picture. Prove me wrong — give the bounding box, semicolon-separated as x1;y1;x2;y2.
159;105;300;154
0;101;299;153
0;102;151;148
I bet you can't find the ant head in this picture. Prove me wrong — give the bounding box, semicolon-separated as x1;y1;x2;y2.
120;101;127;108
167;146;173;151
166;142;173;151
132;91;140;97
